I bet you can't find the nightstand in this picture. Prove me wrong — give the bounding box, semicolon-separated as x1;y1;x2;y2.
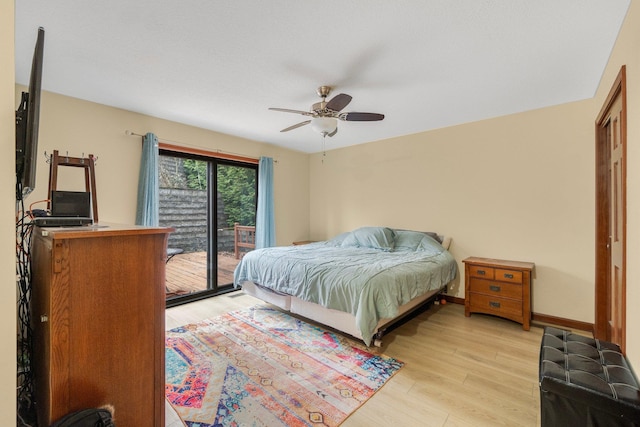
292;240;316;245
463;257;534;330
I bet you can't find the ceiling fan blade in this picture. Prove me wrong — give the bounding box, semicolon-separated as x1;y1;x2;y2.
280;120;311;132
269;107;313;117
325;93;352;112
340;112;385;121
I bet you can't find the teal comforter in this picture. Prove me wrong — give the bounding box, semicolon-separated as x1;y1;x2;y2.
234;228;458;345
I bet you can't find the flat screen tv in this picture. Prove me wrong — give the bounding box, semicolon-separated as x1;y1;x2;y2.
16;27;45;200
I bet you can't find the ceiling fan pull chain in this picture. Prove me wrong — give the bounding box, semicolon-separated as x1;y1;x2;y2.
322;134;326;163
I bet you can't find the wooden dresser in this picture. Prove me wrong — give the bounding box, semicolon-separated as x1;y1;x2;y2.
463;257;534;330
30;224;172;427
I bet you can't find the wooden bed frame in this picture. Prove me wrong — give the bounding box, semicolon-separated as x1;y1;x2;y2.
240;236;452;347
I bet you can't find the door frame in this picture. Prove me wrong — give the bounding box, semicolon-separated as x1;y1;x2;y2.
594;65;627;350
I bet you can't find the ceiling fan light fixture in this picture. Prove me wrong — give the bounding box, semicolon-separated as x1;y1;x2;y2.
311;117;337;135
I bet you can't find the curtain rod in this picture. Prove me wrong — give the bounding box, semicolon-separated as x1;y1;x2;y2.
124;129;275;163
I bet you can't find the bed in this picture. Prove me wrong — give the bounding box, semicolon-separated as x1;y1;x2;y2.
233;226;458;346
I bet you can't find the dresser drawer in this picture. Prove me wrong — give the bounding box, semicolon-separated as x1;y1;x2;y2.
468;264;495;280
469;277;522;300
469;293;523;317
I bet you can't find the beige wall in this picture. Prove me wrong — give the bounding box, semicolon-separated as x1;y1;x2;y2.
18;89;311;246
310;100;595;317
2;0;17;423
594;1;640;369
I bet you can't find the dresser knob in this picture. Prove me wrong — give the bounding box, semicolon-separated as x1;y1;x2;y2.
489;301;501;308
489;285;501;292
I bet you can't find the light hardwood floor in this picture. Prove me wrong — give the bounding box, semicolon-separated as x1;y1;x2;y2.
165;292;548;427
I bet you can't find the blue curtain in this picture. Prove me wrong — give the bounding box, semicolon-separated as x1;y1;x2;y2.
135;132;159;226
255;156;275;248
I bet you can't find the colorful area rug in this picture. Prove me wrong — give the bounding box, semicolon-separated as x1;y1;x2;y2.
165;306;404;426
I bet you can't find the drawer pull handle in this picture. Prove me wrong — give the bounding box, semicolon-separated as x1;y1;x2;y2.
504;273;514;279
489;285;501;292
489;301;501;308
477;270;486;275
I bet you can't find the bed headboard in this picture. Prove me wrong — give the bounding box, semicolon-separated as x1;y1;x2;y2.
440;236;452;250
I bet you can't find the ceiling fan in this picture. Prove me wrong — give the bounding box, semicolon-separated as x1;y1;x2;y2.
269;86;384;137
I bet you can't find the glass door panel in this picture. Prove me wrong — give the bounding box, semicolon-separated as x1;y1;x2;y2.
160;156;209;298
215;162;257;288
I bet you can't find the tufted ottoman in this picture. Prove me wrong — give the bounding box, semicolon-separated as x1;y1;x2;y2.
539;326;640;426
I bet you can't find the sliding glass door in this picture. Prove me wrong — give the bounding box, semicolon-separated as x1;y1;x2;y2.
160;150;257;305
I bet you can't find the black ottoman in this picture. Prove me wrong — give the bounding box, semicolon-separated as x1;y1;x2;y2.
539;326;640;426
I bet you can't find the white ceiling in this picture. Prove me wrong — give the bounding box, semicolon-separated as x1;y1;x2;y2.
14;0;630;154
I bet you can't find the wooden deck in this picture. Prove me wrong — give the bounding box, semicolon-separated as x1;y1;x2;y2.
165;251;240;298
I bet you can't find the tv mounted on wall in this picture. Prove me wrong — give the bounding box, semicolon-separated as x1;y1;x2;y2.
15;26;45;200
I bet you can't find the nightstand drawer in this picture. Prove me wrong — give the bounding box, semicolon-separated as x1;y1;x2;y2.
469;293;523;317
468;265;495;280
494;268;522;284
469;278;522;300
